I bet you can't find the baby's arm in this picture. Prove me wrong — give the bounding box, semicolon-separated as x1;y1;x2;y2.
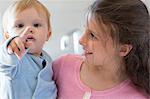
0;36;23;78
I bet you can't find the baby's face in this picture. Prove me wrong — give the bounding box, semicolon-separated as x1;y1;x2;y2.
7;7;50;56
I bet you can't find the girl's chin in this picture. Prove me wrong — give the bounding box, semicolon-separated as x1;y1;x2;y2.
84;59;94;64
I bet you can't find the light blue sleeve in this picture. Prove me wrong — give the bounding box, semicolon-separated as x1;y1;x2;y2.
0;37;19;78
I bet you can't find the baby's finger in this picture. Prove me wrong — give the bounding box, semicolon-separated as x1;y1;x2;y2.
14;38;26;54
10;40;22;58
25;40;32;49
20;27;30;41
13;47;22;60
7;46;13;54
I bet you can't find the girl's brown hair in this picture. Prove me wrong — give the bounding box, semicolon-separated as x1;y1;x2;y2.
89;0;150;95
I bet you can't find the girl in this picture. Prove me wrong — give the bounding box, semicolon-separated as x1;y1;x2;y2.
53;0;149;98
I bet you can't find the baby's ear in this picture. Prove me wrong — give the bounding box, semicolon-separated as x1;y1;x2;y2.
3;32;10;40
46;31;51;41
119;44;132;57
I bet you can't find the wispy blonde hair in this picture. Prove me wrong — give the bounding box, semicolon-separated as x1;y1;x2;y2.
2;0;51;32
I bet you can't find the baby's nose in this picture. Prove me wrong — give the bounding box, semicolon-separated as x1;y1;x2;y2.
29;29;33;33
27;27;35;33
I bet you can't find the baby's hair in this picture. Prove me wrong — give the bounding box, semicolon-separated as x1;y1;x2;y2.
2;0;51;33
88;0;150;95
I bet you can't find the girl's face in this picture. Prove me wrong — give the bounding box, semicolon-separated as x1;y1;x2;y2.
79;16;120;67
7;7;51;56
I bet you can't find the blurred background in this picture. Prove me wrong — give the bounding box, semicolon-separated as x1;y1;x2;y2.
0;0;92;59
0;0;149;60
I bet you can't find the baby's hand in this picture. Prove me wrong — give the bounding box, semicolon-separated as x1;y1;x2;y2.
7;36;27;59
7;27;33;59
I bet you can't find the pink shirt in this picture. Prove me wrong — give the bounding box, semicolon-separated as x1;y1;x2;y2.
53;54;148;99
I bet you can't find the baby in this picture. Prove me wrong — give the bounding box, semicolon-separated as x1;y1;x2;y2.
0;0;57;99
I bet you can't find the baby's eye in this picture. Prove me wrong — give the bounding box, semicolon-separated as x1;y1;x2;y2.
15;24;24;28
33;23;41;27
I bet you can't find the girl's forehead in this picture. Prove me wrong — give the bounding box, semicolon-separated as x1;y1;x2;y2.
87;15;109;34
86;14;101;28
86;15;114;41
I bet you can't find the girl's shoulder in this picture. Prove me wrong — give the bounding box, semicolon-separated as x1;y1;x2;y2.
54;54;83;63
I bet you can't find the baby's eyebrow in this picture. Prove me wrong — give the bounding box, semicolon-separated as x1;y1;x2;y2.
33;19;45;22
14;19;23;23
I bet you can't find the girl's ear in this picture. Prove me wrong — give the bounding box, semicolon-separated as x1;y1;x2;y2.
119;44;133;57
3;32;10;40
46;31;51;41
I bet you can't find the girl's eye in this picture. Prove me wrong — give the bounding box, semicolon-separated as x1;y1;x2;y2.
33;23;41;27
16;24;24;28
89;32;97;39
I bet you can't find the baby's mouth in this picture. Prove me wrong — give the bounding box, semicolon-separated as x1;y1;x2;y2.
26;35;35;42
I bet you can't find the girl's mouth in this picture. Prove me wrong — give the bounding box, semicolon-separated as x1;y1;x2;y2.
83;50;93;55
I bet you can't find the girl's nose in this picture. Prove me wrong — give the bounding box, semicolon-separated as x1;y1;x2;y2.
79;33;87;46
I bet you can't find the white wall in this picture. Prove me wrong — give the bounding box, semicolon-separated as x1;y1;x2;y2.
41;0;92;59
0;1;14;44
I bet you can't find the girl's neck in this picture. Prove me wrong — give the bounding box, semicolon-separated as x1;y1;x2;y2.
80;62;127;90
